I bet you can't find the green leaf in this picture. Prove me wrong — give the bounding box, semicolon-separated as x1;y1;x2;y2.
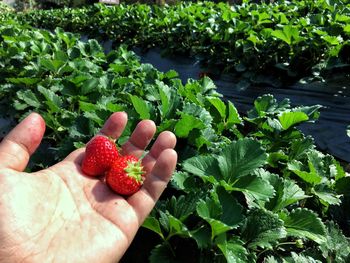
331;161;346;180
37;85;63;113
159;211;190;239
6;77;41;85
320;221;350;262
322;35;342;46
81;78;99;95
143;216;164;239
271;25;301;45
40;58;65;73
16;90;41;108
217;187;244;227
289;136;315;160
207;96;226;119
313;185;342;206
164;195;200;221
216;236;249;263
230;174;275;202
129;95;151;120
217;138;268;183
79;101;98;112
227;101;242;126
287;160;323;185
149;243;179;263
335;176;350;195
196;188;243;239
262;171;308;211
242;208;287;249
174;113;205;138
278;111;309;130
288;252;323;263
158;82;171;118
248;94;289;118
182;155;221;181
191;226;212;249
280;208;327;244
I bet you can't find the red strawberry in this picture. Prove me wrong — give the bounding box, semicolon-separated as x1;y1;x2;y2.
106;155;145;196
81;135;119;176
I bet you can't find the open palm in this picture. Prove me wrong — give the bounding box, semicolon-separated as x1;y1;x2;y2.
0;112;177;263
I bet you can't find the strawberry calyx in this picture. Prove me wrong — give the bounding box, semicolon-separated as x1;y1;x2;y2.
124;160;144;182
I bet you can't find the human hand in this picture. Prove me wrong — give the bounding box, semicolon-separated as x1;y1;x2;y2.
0;112;177;263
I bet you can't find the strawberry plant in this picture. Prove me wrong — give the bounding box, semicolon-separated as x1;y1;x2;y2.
10;0;350;86
0;19;349;262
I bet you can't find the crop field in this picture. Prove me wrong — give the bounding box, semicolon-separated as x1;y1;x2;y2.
0;0;350;262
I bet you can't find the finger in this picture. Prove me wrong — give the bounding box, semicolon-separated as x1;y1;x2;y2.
121;120;156;158
58;112;129;176
0;113;46;171
63;148;85;165
127;148;177;224
141;131;177;174
98;112;128;139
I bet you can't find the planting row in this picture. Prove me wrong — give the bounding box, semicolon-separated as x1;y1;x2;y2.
6;0;350;87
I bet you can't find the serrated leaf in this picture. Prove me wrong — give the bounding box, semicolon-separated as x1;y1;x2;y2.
227;101;242;126
278;111;309;130
37;85;62;113
40;58;65;73
320;221;350;262
335;176;350;195
6;77;41;85
129;95;151;120
159;211;190;239
81;78;99;95
331;160;346;180
16;90;41;108
230;174;275;202
197;189;243;239
170;171;190;191
289;252;323;263
200;77;217;94
207;96;226;119
182;155;221;181
216;236;249;263
217;138;268;183
271;25;301;45
191;226;212;249
289;136;315;160
217;187;244;227
165;195;200;221
279;208;326;244
158;82;171;118
174;113;205;138
261;171;308;211
248;94;290;119
197;199;235;239
287;160;323;185
313;185;342;206
149;243;179;263
79;101;98;112
242;208;287;249
142;216;164;239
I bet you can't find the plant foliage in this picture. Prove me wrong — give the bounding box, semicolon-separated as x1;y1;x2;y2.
0;16;349;263
7;0;350;86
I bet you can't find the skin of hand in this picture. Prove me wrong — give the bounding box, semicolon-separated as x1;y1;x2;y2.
0;112;177;263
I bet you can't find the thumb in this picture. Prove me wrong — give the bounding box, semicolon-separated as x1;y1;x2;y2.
0;113;46;171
